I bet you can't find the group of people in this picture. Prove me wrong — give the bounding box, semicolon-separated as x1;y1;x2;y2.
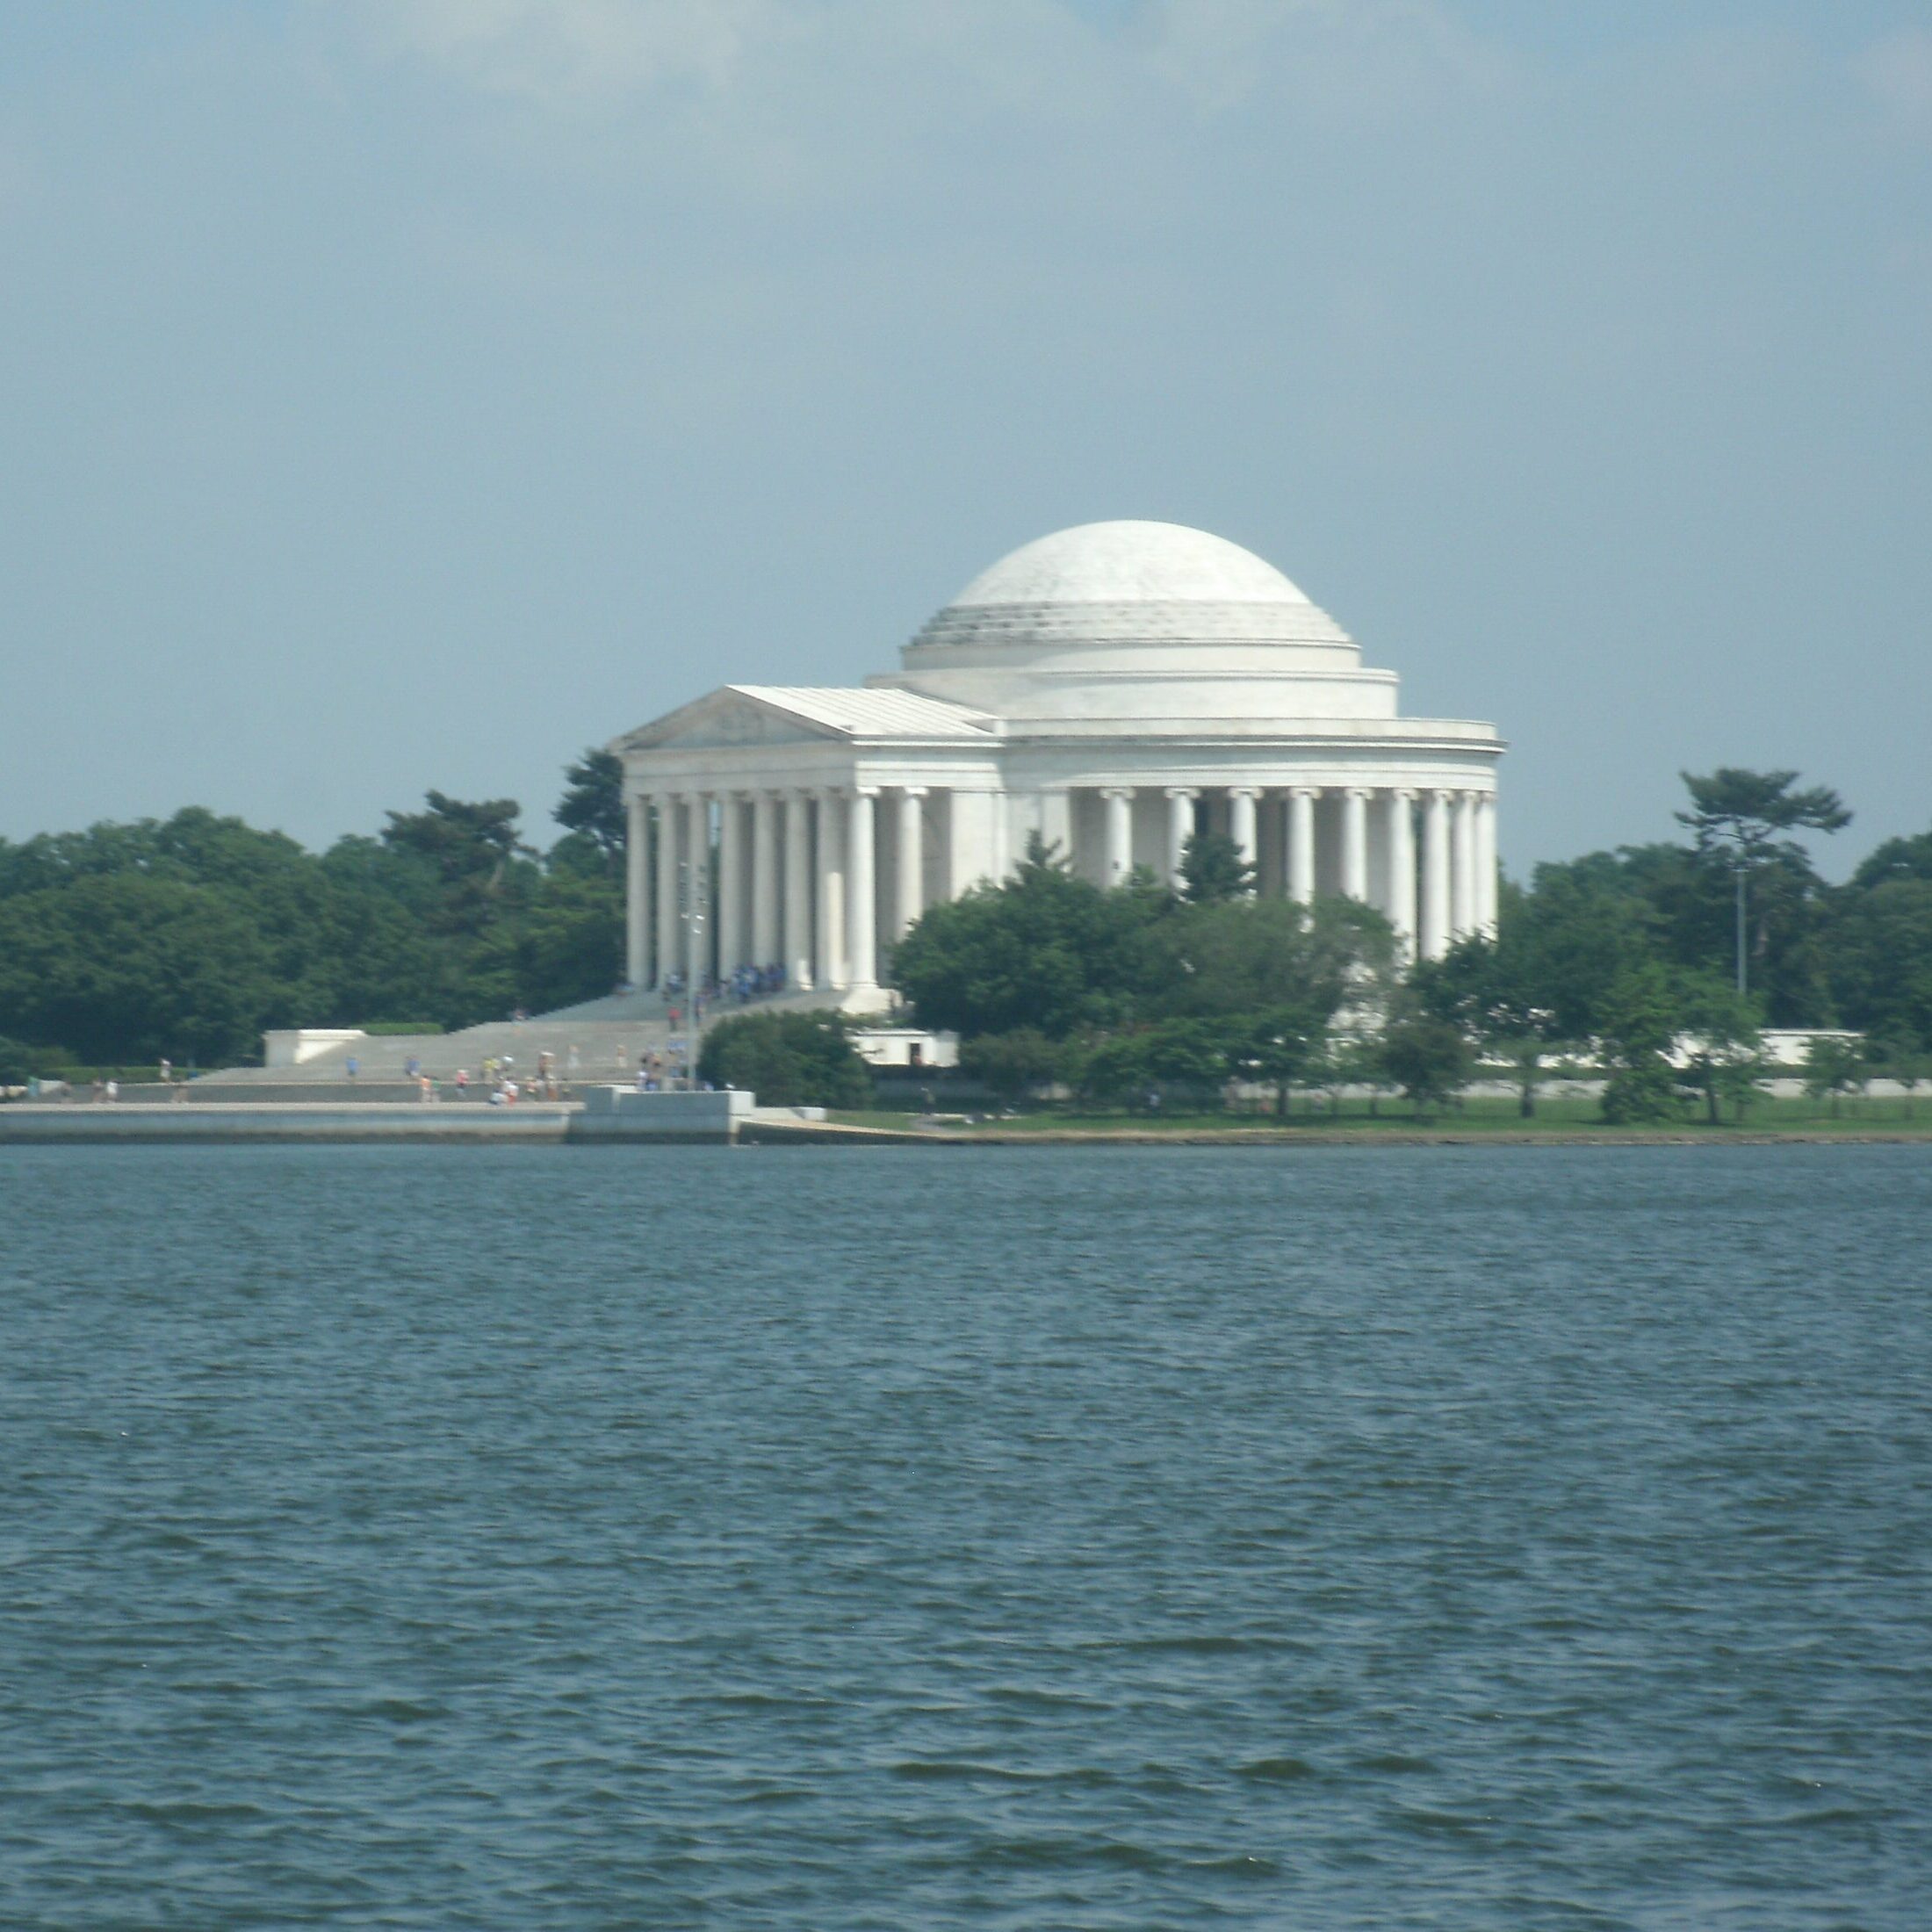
631;1047;698;1092
723;963;786;1004
653;963;786;1008
447;1050;568;1105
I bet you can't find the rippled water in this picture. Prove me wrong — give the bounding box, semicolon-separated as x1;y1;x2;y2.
3;1144;1929;1928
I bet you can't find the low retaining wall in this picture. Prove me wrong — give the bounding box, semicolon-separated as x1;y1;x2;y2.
573;1088;754;1143
2;1090;783;1147
0;1104;573;1144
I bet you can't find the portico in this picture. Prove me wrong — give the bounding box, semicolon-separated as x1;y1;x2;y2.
613;521;1503;1009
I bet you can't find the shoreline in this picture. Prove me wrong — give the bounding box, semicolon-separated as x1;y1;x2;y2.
3;1102;1928;1150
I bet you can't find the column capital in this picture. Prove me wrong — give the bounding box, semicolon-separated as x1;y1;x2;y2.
1227;783;1262;800
852;784;881;800
1389;784;1418;802
899;783;928;798
1164;785;1200;802
1344;784;1372;801
1431;787;1457;804
1288;784;1322;800
1099;784;1135;801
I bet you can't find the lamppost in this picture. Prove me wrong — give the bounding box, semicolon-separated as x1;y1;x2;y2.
1734;857;1748;998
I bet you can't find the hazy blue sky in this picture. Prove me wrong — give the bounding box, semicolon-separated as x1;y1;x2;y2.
3;1;1927;876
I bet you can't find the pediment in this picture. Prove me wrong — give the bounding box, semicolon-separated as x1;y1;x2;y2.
615;688;844;753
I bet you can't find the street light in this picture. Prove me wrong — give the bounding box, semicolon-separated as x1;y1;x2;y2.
1734;857;1748;998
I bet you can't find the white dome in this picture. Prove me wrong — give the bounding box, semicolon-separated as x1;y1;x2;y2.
908;519;1347;654
949;520;1309;609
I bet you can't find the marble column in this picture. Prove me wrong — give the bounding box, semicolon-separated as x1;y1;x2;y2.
895;788;925;941
815;787;846;991
1474;791;1498;937
1101;787;1134;886
653;795;677;990
717;791;745;977
1421;789;1452;960
1228;786;1259;891
1287;787;1317;905
1164;788;1198;888
847;787;878;991
683;793;709;994
748;791;778;968
625;793;648;990
784;789;813;991
1451;790;1476;941
1386;788;1417;963
1341;787;1369;902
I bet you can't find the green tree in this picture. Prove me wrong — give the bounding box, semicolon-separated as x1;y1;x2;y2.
381;792;535;937
1851;828;1932;889
553;748;627;872
0;874;271;1064
1597;961;1686;1124
958;1027;1063;1104
1674;973;1768;1125
472;869;624;1017
893;835;1160;1039
1496;859;1669;1041
1801;1034;1865;1118
1178;830;1256;905
1152;895;1391;1026
1676;768;1849;999
1375;1013;1472;1120
1075;1017;1238;1112
1870;1031;1928;1121
1329;1028;1399;1118
1232;1008;1330;1118
1412;902;1567;1116
697;1011;871;1107
1825;879;1932;1052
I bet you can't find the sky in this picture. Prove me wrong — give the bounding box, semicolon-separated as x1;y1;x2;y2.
1;0;1927;879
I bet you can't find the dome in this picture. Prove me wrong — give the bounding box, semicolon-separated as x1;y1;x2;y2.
949;520;1309;609
908;519;1348;654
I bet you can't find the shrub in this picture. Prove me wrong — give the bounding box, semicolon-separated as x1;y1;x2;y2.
1376;1014;1473;1119
958;1028;1063;1103
696;1011;871;1108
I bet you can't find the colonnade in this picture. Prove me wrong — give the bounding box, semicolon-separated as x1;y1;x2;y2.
626;786;914;998
624;780;1497;995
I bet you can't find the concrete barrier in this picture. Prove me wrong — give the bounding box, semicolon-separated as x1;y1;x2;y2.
0;1104;573;1143
570;1088;754;1143
0;1089;767;1147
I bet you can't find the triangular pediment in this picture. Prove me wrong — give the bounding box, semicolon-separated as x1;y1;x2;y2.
612;688;849;754
613;683;994;754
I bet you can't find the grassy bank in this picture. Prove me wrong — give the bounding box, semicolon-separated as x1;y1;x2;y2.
827;1092;1932;1140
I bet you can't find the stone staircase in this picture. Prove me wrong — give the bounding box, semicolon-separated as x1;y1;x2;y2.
201;985;876;1087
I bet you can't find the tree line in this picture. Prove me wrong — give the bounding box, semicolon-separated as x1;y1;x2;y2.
2;761;1928;1112
888;768;1932;1121
0;753;629;1076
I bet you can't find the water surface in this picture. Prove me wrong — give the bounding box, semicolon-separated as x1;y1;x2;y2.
3;1144;1928;1928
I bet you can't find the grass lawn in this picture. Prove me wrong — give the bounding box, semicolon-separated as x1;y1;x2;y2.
826;1092;1932;1136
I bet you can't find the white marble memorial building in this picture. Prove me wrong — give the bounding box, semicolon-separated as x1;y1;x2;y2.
612;520;1503;1010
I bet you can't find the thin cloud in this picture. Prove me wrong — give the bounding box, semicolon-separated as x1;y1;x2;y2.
344;0;1502;121
346;0;782;105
